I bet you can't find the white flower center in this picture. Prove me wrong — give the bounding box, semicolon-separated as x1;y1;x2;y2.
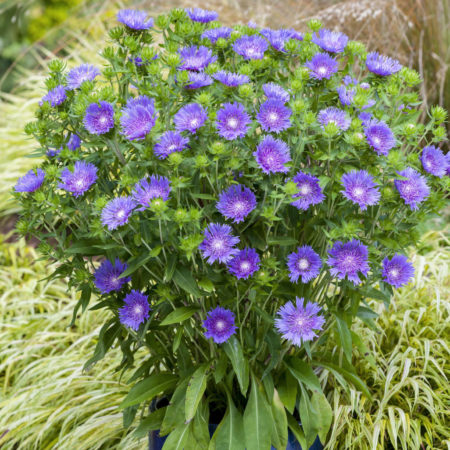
212;239;224;250
296;317;305;327
373;137;381;145
353;187;364;198
134;305;143;315
76;179;85;187
404;184;412;193
111;276;119;285
298;258;309;270
190;118;199;127
300;184;310;195
216;320;225;330
240;261;250;271
116;209;125;219
268;112;278;123
100;116;107;124
234;201;244;211
247;48;255;55
390;269;399;278
227;117;238;129
168;144;177;151
318;66;327;75
344;256;354;266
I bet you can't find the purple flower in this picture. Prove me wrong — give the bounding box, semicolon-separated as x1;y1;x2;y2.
359;112;373;125
185;72;213;89
66;64;100;90
262;82;290;103
253;135;291;174
327;239;370;285
199;223;240;264
341;170;380;210
275;298;325;347
420;145;448;178
306;53;338;80
366;52;402;76
257;99;292;133
382;254;414;288
178;46;217;71
217;184;256;223
132;175;170;210
203;307;237;344
41;85;66;107
360;82;370;89
287;246;322;283
84;101;115;135
120;96;157;141
364;120;396;156
119;290;150;331
212;70;249;87
94;259;131;294
174;103;207;133
446;154;450;177
117;9;153;30
260;28;303;52
67;133;81;151
228;248;260;279
337;85;356;106
394;167;430;210
291;171;325;210
343;75;358;86
216;102;251;140
317;107;351;131
312;29;348;53
201;27;232;43
153;131;189;159
101;197;136;230
233;35;269;60
58;161;98;197
186;8;218;23
15;168;45;193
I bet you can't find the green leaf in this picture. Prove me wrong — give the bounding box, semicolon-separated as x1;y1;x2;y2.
262;330;281;379
299;385;319;448
214;394;245;450
311;392;333;444
160;306;200;326
334;313;353;363
286;413;307;449
223;336;249;396
270;389;288;450
277;371;297;414
133;407;167;438
267;236;298;246
191;399;210;448
286;358;322;393
351;331;376;368
119;253;153;279
161;379;189;436
120;373;178;409
214;352;228;384
191;192;216;200
162;423;191;450
185;364;209;422
173;327;183;353
173;267;202;297
198;278;215;292
365;286;390;302
164;253;178;282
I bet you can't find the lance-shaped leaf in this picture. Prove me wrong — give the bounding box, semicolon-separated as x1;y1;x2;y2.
223;336;249;395
185;364;209;422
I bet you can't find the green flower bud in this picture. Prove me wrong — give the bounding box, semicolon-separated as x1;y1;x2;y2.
210;141;226;155
150;198;168;214
323;122;340;137
302;32;313;43
48;59;65;73
216;37;228;49
304;111;316;125
195;155;209;168
291;99;306;114
74;269;90;284
308;19;322;32
45;165;59;178
296;67;310;81
400;67;421;86
433;125;447;141
348;132;365;146
347;41;366;56
174;208;188;223
402;123;417;136
238;64;252;76
238;84;252;98
195;92;212;106
101;47;115;60
430;105;447;123
284;39;299;53
38;241;53;256
177;70;190;84
406;152;419;164
147;62;161;76
189;208;202;222
283;180;299;196
16;219;31;235
108;26;123;40
156;14;171;28
33;191;46;203
291;79;303;93
177;22;193;37
141;47;157;61
165;53;181;68
168;152;183;166
94;196;109;211
24;122;38;135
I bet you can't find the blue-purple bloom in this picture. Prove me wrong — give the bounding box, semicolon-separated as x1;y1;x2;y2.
212;70;249;87
178;46;217;71
341;170;380;210
253;135;291;174
233;35;269;60
117;9;154;30
119;290;150;331
394;167;430;210
41;85;67;107
260;28;303;52
275;298;325;347
67;133;81;151
174;103;208;133
337;85;356;106
201;27;232;43
216;102;251;140
185;72;213;89
120;96;157;141
84;101;115;135
66;64;100;90
227;248;260;279
217;184;256;223
291;171;325;210
262;82;290;103
364;119;396;156
420;145;448;178
186;8;218;23
58;161;98;197
257;99;291;133
287;246;322;283
14;169;45;193
153;131;189;159
199;223;240;264
366;52;402;76
203;307;237;344
312;29;348;53
101;197;136;230
317;107;351;131
132;175;170;210
306;53;338;80
382;254;415;288
94;259;131;294
327;239;370;285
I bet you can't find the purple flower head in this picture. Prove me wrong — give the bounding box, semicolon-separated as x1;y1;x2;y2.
337;85;356;106
67;133;81;151
233;35;269;60
199;223;240;264
202;27;232;43
262;82;290;103
216;102;251;140
84;101;115;135
228;248;260;279
360;82;370;89
420;145;448;178
213;70;249;87
66;64;100;90
253;135;291;174
46;148;61;158
186;8;218;23
154;131;189;159
361;99;376;110
306;53;338;80
117;9;153;30
275;298;325;347
203;307;237;344
327;239;369;285
364;119;396;156
343;75;358;86
394;167;430;210
446;154;450;177
341;170;380;211
58;161;98;197
291;171;325;210
94;259;131;294
15;168;45;193
366;52;402;76
119;290;150;331
217;184;256;223
257;99;292;133
174;103;207;133
41;85;66;107
132;175;170;210
120;96;157;141
382;254;414;288
178;46;217;71
287;246;322;283
312;29;348;53
101;196;136;230
260;28;302;52
317;107;351;131
359;112;373;125
185;72;213;89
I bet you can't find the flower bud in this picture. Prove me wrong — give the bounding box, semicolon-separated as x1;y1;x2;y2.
308;19;322;32
108;26;124;40
48;59;65;73
346;41;366;56
238;84;252;98
156;14;171;28
168;152;183;166
195;155;209;168
165;53;181;68
430;106;447;123
291;79;303;93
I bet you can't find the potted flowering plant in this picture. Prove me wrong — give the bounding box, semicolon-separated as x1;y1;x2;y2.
14;6;448;449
